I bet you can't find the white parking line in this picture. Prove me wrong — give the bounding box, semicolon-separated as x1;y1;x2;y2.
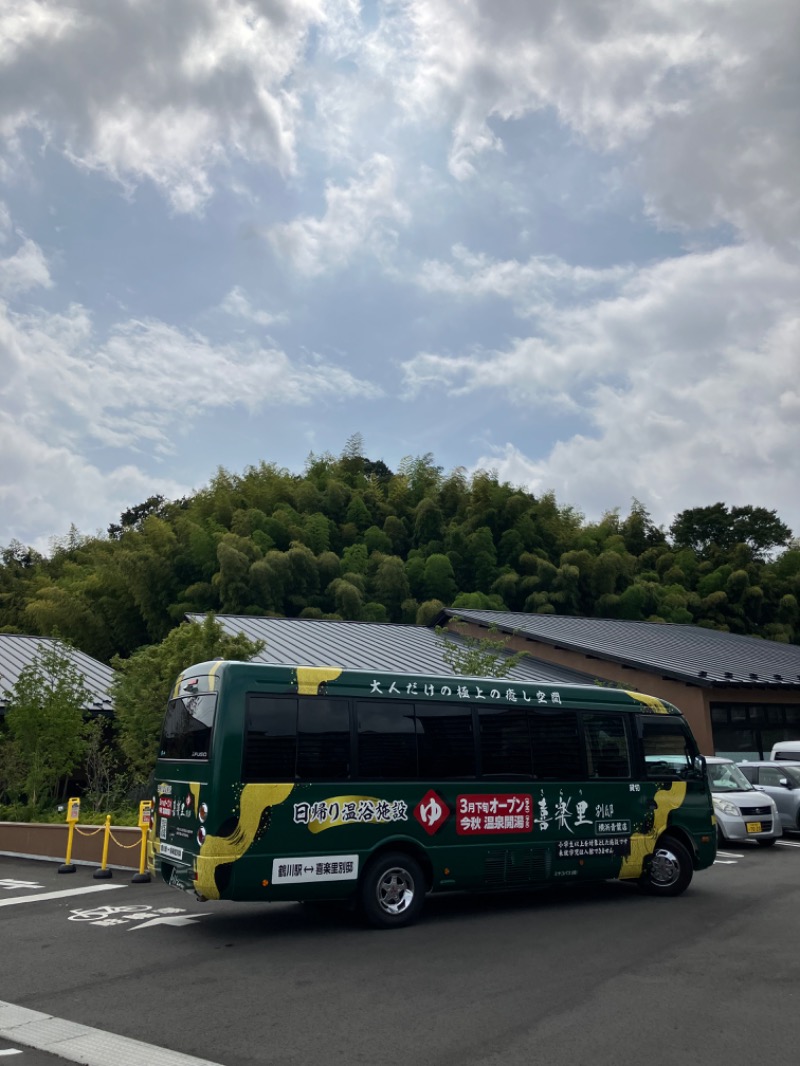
776;839;800;848
0;1001;224;1066
715;851;744;858
0;884;124;908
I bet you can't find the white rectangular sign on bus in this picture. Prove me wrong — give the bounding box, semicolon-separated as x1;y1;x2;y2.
272;856;359;884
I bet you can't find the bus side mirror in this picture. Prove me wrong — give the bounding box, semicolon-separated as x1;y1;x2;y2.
693;755;706;777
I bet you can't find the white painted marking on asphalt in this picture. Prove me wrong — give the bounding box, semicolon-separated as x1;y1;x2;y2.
776;839;800;847
0;1050;22;1056
129;912;209;930
714;860;738;864
0;884;124;908
0;880;43;891
0;1000;224;1066
716;851;744;858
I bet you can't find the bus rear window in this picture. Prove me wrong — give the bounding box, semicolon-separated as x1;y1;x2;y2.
160;693;217;761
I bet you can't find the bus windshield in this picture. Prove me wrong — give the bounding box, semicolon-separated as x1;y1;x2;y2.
159;692;217;761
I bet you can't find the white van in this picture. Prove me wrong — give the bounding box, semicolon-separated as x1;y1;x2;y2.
770;740;800;761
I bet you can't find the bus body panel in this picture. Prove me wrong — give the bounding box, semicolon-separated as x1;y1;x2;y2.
152;660;716;908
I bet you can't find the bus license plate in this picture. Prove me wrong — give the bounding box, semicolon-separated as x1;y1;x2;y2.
745;822;763;834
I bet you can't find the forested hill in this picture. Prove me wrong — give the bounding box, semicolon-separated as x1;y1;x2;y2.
1;447;798;665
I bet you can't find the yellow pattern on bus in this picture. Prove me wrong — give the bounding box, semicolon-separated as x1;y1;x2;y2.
307;796;386;834
618;781;688;879
626;691;669;714
194;782;294;899
296;666;342;694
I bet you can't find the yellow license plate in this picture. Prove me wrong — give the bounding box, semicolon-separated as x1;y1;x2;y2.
745;821;763;833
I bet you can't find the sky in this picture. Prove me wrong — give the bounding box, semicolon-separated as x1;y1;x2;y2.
1;0;799;555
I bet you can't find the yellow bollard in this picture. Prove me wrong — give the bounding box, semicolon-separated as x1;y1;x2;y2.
58;797;81;873
93;814;113;879
132;800;153;883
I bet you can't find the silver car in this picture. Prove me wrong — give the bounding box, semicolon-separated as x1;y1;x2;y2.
737;761;800;833
706;757;782;847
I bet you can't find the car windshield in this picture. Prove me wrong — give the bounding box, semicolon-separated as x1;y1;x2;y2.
707;761;754;792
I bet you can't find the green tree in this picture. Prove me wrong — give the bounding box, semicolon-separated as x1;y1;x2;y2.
373;556;411;621
327;578;364;620
422;553;457;603
412;498;444;547
111;615;264;787
670;503;792;559
416;599;445;626
2;640;91;808
435;622;525;678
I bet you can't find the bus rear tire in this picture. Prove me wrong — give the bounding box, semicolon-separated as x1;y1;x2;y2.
359;851;425;929
639;837;694;897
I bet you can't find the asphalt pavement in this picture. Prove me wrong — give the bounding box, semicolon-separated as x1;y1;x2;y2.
1;836;799;1066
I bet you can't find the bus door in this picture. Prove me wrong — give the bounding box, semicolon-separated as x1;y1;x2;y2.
530;710;635;882
636;715;707;840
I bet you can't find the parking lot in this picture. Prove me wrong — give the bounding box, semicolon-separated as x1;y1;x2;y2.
1;838;799;1066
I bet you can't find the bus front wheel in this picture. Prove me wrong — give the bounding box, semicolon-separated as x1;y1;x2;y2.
359;852;425;929
640;838;694;897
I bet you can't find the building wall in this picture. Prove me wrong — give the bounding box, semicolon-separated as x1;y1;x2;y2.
447;620;800;755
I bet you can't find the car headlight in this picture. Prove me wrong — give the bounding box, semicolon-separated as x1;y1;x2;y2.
713;797;740;816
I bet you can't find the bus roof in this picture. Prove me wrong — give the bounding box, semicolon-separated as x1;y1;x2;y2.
174;659;682;716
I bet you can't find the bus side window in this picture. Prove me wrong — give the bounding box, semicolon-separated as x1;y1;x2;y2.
528;711;582;779
641;720;695;778
297;697;351;781
356;700;417;779
583;714;631;778
415;703;476;779
243;695;298;782
477;706;533;778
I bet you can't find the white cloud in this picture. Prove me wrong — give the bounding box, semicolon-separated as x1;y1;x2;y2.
219;286;286;328
0;236;51;295
418;244;631;316
1;303;384;454
0;0;326;212
435;242;800;533
0;286;385;548
268;153;410;275
399;0;800;247
0;414;189;553
1;0;798;552
403;243;800;403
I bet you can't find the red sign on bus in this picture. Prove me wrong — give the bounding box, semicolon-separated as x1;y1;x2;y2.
456;794;533;835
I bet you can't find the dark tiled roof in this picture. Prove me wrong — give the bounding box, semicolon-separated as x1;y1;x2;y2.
193;614;597;686
0;634;114;713
437;610;800;689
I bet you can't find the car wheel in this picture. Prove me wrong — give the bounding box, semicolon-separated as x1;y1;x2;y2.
640;838;694;897
755;838;778;847
359;851;426;929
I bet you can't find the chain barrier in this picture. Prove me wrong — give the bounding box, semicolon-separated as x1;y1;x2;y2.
108;830;142;849
57;798;153;883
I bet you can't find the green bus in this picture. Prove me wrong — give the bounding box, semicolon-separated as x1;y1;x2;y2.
150;660;716;928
